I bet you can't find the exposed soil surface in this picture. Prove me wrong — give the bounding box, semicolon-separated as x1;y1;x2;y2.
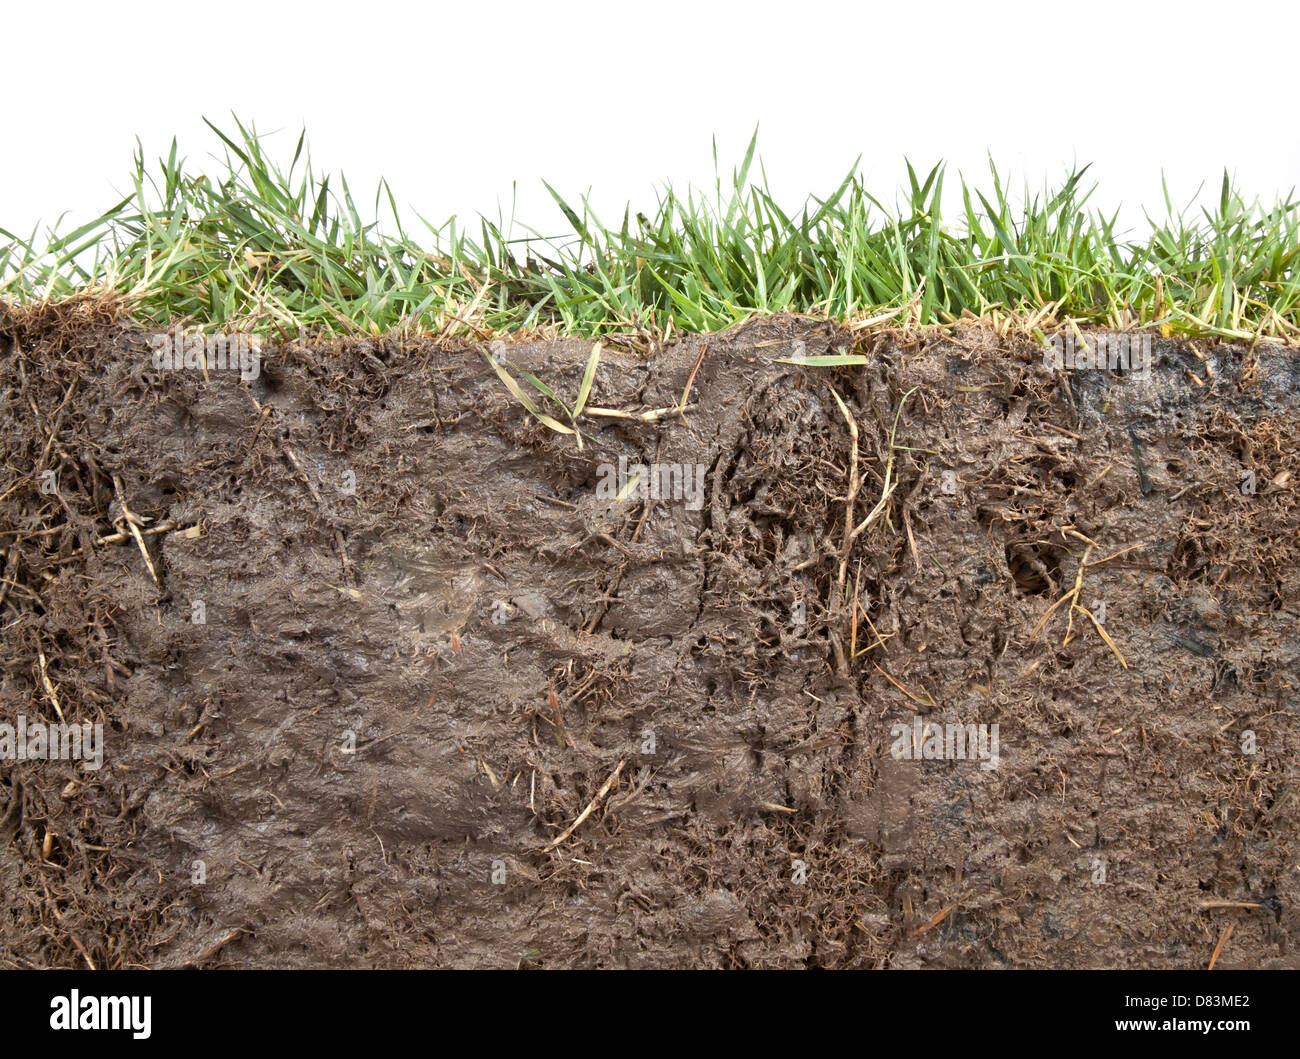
2;300;1298;968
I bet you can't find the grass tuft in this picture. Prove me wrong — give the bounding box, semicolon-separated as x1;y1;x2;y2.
3;118;1299;343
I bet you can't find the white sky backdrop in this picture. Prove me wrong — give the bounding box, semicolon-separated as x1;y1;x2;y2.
5;0;1298;250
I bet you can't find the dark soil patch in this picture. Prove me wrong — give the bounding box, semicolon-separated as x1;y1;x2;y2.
2;301;1298;968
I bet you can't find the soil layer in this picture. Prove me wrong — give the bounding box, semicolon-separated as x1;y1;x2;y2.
2;302;1298;968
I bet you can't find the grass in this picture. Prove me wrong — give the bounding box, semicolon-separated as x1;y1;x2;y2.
2;116;1299;343
481;340;602;447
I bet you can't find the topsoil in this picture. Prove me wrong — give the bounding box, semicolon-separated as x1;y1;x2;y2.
1;299;1298;969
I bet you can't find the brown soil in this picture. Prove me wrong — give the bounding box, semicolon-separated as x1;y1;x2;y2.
1;300;1298;969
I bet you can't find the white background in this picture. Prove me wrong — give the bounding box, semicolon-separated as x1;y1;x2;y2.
4;0;1298;246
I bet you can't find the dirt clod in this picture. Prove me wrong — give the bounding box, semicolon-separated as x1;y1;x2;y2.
2;305;1297;968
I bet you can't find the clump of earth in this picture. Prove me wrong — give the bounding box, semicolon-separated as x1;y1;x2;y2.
1;300;1296;968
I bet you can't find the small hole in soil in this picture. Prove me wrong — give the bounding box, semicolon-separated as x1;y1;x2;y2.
254;368;283;396
1005;542;1065;596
